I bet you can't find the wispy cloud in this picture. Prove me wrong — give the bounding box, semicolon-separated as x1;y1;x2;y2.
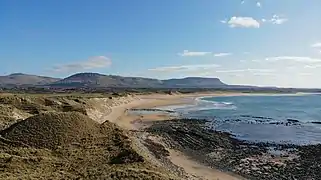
148;64;220;72
51;56;111;73
252;72;276;76
178;50;211;57
240;0;261;8
221;14;287;28
213;52;232;57
311;42;321;48
221;16;260;28
304;64;321;69
299;73;313;76
265;56;321;63
269;15;288;25
216;68;274;73
261;15;288;25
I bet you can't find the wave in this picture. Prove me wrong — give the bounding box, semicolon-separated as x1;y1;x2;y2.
171;97;237;113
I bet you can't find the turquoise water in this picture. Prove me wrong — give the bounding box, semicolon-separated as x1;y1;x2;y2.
170;94;321;145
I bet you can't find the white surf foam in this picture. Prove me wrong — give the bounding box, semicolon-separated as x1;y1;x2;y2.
159;96;237;114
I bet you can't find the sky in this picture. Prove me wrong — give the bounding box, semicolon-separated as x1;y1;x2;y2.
1;0;321;88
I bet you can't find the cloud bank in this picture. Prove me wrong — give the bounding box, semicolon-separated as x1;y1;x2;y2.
51;56;112;73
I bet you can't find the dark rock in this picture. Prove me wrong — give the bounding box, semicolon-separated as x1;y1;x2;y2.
287;119;300;123
146;118;321;180
311;121;321;124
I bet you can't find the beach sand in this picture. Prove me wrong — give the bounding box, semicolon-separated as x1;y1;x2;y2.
93;92;244;180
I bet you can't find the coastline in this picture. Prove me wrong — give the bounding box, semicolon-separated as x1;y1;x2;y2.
105;92;246;180
100;92;320;180
2;92;319;179
106;91;310;129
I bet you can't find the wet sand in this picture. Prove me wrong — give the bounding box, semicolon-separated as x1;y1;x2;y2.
105;93;245;180
99;92;321;180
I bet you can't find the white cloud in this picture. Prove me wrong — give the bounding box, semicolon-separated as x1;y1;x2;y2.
269;15;288;25
256;2;261;7
223;16;260;28
260;15;288;25
222;15;287;28
51;56;111;73
299;73;313;76
286;66;297;70
241;0;245;4
304;64;321;69
178;50;211;57
216;68;274;73
311;42;321;48
265;56;321;63
148;64;221;72
213;52;232;57
252;72;275;76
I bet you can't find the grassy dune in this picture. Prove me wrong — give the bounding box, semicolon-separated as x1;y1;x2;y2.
0;94;180;180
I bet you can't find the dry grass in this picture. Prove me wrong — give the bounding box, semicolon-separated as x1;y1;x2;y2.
0;94;91;130
1;112;108;149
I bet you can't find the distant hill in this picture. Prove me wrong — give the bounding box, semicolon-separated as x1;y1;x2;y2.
0;72;254;89
50;73;165;88
1;72;320;93
164;77;226;88
50;73;227;88
0;73;60;87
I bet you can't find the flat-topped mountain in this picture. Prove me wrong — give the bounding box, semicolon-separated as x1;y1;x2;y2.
50;73;227;88
0;72;227;88
164;77;226;88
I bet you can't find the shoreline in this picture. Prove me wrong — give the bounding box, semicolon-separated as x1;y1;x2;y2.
107;92;247;180
103;92;321;180
107;91;313;130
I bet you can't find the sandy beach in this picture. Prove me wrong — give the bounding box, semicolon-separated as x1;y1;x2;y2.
2;92;318;179
97;92;244;180
89;91;321;180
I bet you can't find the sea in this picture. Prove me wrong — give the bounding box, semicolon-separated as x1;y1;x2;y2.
160;94;321;145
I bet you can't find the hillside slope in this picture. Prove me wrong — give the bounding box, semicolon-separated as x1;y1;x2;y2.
0;73;60;86
50;73;226;88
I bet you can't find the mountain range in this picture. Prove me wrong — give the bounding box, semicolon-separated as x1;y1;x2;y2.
0;73;228;88
0;73;60;87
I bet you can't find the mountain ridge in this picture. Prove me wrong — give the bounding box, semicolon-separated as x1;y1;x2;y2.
0;73;61;87
51;73;227;88
0;72;228;88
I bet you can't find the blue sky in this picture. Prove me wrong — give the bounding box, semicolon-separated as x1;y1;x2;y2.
1;0;321;88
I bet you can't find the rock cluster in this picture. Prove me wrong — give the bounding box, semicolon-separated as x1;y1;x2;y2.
147;118;321;180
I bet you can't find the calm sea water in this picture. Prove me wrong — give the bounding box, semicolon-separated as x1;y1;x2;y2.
165;94;321;145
